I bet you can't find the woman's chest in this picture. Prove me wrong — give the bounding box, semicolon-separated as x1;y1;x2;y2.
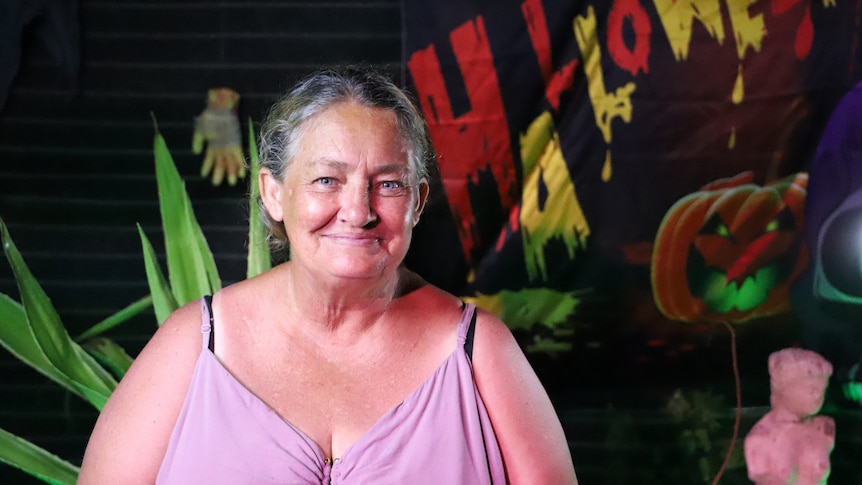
222;338;451;458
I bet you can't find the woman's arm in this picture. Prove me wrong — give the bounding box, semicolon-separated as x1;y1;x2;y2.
78;301;203;484
471;309;578;484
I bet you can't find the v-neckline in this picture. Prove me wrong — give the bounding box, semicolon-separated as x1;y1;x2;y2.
202;345;462;463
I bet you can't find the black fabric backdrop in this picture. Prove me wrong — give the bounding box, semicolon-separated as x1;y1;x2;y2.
401;0;862;393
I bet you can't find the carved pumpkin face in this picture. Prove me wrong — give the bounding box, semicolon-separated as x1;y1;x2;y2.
651;171;808;323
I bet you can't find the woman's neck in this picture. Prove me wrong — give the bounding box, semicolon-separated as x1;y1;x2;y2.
282;262;403;335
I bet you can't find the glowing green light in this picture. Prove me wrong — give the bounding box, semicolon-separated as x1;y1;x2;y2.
701;265;777;313
843;382;862;404
844;364;862;404
735;266;777;311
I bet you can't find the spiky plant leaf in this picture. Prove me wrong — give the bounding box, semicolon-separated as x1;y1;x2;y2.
82;337;134;380
0;427;78;485
0;294;81;398
75;295;152;342
246;120;271;279
138;224;178;324
153;131;221;305
0;219;115;410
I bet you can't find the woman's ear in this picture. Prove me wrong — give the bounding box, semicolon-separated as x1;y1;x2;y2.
259;167;284;222
412;179;430;226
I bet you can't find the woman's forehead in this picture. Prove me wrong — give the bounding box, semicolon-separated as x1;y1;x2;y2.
291;104;413;166
301;158;411;176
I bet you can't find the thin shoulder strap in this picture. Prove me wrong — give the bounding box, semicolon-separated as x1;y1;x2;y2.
457;303;478;359
200;295;215;352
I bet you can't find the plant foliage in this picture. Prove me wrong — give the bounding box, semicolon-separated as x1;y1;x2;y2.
0;122;269;483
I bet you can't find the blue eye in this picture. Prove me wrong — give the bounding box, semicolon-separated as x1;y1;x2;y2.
376;180;408;196
316;177;334;186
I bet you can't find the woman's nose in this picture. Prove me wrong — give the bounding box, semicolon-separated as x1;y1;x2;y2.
339;183;377;227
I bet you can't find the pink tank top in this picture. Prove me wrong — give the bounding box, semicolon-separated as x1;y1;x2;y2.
156;298;506;484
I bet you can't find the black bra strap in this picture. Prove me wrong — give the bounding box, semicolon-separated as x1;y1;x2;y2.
203;294;215;352
464;305;477;360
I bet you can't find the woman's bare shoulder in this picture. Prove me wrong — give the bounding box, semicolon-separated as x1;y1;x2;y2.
148;298;209;355
469;306;579;483
78;299;206;483
397;269;463;312
215;265;284;309
399;287;464;332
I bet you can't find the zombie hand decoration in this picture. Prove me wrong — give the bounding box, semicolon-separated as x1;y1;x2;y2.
193;87;245;186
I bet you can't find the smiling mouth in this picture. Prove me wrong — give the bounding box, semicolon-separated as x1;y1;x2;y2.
325;234;381;247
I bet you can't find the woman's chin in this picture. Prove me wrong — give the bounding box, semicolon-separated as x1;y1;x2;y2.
321;259;392;281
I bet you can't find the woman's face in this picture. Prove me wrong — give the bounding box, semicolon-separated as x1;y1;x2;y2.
261;101;428;282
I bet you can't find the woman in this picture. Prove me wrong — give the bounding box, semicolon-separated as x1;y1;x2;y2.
79;68;577;484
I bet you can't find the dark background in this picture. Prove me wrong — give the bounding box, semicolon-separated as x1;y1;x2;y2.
0;1;859;484
0;0;402;482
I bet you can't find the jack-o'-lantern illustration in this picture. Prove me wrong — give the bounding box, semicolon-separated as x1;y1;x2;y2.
651;171;808;323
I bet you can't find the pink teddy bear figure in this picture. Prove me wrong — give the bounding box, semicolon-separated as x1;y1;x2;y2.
744;348;835;485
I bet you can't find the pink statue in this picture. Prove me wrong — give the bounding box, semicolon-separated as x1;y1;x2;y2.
744;348;835;485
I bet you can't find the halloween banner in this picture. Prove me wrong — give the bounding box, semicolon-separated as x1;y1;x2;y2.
402;0;862;389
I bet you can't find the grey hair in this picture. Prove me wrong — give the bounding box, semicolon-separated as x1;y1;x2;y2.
257;67;435;254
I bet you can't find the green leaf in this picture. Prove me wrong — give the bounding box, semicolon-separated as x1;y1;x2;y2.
190;213;222;294
0;427;78;485
82;337;134;380
75;295;152;342
0;220;115;410
246;120;271;279
0;293;113;409
153;131;221;305
0;294;69;392
138;224;179;325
